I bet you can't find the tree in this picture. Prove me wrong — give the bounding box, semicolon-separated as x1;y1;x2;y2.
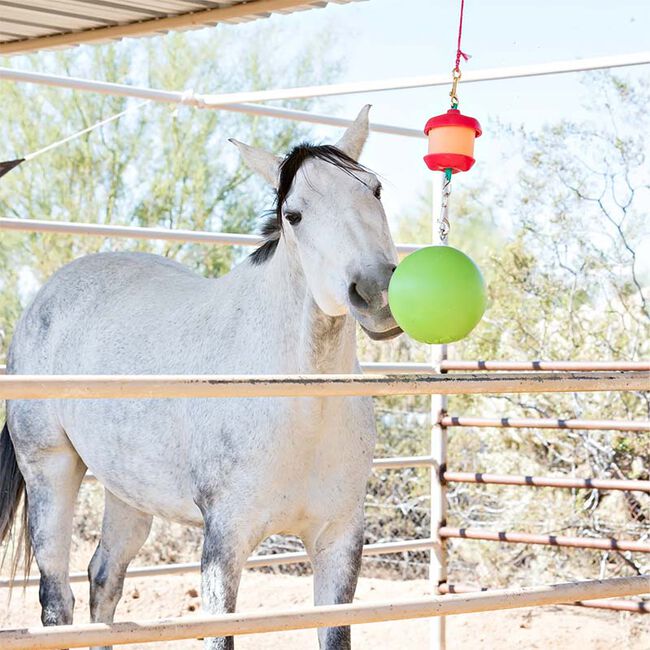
0;25;348;578
374;72;650;583
0;27;340;359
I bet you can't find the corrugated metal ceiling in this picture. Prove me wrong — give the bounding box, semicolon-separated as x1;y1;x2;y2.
0;0;360;54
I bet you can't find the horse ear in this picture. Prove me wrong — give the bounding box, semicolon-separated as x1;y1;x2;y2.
229;139;281;186
336;105;371;160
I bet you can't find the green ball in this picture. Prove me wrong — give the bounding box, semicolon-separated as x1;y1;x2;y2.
388;246;486;344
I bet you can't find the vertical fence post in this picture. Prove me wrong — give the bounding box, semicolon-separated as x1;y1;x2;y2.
429;172;448;650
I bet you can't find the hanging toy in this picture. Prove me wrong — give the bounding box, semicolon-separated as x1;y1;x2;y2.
389;244;485;345
389;0;486;345
423;106;481;174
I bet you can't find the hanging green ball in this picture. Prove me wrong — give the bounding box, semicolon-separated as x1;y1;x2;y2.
388;245;486;344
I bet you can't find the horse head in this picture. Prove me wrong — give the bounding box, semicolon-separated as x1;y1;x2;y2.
231;105;402;341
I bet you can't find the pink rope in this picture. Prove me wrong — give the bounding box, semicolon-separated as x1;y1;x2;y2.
454;0;469;71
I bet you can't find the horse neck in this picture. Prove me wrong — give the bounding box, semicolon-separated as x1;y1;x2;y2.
243;236;358;374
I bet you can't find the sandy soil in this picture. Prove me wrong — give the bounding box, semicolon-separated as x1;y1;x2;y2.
2;570;649;649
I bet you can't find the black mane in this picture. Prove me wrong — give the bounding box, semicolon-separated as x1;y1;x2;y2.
249;143;369;265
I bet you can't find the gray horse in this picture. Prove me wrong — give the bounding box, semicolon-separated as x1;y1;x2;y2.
0;105;401;649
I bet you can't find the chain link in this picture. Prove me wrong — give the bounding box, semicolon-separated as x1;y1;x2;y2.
439;173;452;244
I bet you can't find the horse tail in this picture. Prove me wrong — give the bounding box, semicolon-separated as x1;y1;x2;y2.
0;421;32;584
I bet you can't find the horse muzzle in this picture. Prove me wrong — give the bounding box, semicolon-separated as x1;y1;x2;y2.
347;265;402;341
353;303;403;341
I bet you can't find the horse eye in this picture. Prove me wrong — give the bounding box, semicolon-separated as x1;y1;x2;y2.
285;210;302;226
374;184;382;200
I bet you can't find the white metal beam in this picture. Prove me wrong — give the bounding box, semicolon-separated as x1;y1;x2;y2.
0;67;423;139
0;576;648;649
0;538;435;588
2;51;648;112
197;51;650;104
3;51;649;140
0;218;423;254
0;372;647;400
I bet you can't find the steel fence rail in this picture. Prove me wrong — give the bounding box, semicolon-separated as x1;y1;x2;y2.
194;51;650;104
440;416;650;432
2;52;650;104
2;361;648;376
79;455;435;484
0;218;422;255
572;597;650;613
0;218;263;246
438;583;649;614
442;472;650;492
0;576;648;649
0;69;424;138
360;362;435;373
82;467;650;491
440;360;650;372
373;455;435;469
0;372;647;401
0;538;434;589
213;101;424;138
439;527;650;553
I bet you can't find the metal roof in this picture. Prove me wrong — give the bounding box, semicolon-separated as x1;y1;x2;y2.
0;0;359;55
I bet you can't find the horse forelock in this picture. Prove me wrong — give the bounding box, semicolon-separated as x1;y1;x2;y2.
249;143;370;266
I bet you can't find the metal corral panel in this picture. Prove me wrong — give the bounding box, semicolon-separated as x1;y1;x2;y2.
0;0;363;54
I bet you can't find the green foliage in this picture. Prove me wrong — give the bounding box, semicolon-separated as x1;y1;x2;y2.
383;73;650;582
0;28;338;360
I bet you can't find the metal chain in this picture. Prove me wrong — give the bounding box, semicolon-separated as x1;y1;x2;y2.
439;172;452;244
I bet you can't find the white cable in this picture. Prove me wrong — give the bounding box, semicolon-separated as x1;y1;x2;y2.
23;100;149;162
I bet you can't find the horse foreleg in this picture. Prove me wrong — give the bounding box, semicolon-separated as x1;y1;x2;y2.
200;513;250;650
88;490;152;650
307;520;364;650
23;449;86;629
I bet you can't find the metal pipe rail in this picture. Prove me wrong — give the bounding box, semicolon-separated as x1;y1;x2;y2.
572;597;650;613
0;538;434;589
0;70;424;139
193;52;650;105
2;361;648;376
2;52;650;103
0;218;263;246
439;527;650;554
80;455;434;484
440;360;650;372
373;455;434;469
0;372;647;400
441;416;650;432
0;576;648;649
442;472;650;492
438;583;649;614
0;218;422;255
362;362;434;373
2;361;649;376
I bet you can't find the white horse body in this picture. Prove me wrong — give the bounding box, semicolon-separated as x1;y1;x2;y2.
12;247;373;531
2;107;401;650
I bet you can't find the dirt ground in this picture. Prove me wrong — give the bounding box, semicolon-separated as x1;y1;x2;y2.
2;570;649;649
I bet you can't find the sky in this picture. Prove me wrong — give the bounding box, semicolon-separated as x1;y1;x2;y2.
4;0;649;247
213;0;649;233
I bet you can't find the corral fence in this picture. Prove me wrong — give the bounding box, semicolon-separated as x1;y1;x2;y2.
0;369;648;648
1;51;650;649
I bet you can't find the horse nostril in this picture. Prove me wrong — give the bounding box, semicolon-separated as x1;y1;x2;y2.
349;282;370;310
390;265;397;274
